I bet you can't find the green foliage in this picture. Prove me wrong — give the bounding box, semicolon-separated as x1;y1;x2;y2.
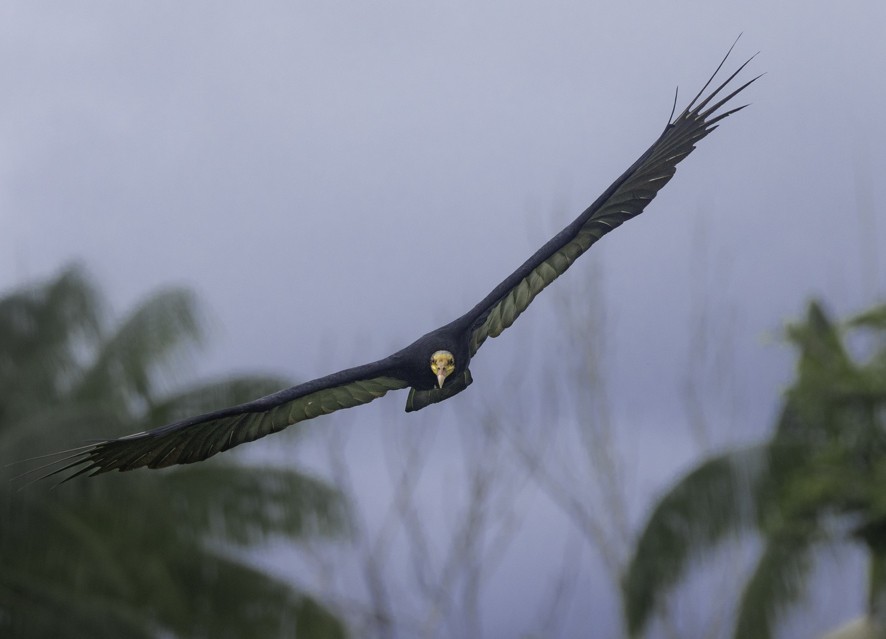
73;288;202;407
623;447;767;636
624;299;886;638
0;266;348;638
732;530;817;639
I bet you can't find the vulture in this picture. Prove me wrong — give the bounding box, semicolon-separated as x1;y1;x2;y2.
37;44;758;481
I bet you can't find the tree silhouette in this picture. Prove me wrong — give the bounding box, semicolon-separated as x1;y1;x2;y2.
624;300;886;639
1;266;347;638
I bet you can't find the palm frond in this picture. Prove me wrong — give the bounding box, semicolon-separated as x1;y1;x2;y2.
0;266;104;413
73;288;201;407
847;304;886;331
161;464;348;544
624;446;769;637
155;547;346;639
733;530;818;639
0;569;155;639
2;265;347;635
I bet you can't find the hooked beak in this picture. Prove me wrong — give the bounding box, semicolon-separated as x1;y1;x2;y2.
430;350;455;390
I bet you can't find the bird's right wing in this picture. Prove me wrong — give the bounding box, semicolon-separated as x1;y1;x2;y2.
465;44;760;358
35;362;408;480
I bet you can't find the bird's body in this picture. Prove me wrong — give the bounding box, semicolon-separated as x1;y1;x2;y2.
36;43;759;481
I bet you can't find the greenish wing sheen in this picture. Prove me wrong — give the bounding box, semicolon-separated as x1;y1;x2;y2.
466;53;758;358
45;374;409;480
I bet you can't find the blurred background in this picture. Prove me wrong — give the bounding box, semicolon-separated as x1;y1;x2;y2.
2;2;886;638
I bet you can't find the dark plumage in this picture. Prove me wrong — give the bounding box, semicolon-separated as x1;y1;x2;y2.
38;44;759;480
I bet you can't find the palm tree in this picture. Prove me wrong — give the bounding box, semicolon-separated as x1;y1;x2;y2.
1;266;348;638
623;300;886;639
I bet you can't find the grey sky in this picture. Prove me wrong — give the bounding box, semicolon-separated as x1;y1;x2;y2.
3;2;886;637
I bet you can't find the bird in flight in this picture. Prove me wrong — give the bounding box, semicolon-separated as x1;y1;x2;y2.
37;44;759;481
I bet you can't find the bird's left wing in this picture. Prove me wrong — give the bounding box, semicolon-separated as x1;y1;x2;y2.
464;47;759;358
36;362;408;481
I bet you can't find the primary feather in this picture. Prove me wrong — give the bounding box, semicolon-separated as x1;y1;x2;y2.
464;51;758;356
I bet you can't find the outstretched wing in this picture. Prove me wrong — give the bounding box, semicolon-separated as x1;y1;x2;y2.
40;361;408;480
464;45;760;357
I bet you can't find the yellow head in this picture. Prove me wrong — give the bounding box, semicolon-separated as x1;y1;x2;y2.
430;350;455;389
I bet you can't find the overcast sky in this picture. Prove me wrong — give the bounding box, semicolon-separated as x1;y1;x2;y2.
3;2;886;637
